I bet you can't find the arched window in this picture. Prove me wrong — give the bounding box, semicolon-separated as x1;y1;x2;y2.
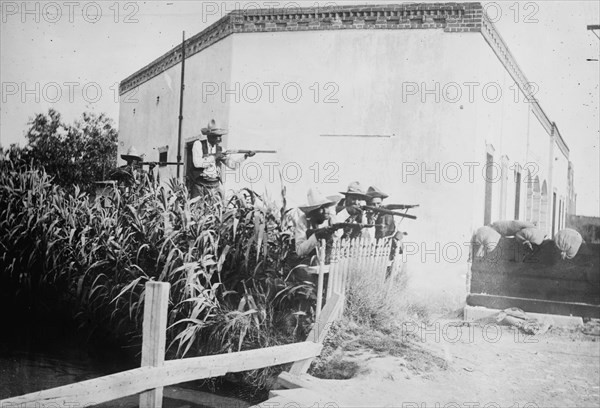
526;170;533;222
531;176;541;226
539;181;548;233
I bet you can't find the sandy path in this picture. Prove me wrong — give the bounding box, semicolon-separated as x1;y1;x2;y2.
307;322;600;408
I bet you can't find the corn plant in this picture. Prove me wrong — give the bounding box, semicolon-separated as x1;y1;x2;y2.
1;146;317;390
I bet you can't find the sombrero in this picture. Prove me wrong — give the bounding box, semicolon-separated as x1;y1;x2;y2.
299;188;339;213
201;119;228;136
367;186;389;199
121;146;143;162
339;181;370;200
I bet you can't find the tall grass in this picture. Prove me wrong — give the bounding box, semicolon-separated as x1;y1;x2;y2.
0;147;315;388
344;266;411;333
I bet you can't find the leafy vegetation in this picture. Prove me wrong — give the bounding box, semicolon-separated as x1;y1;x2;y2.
19;109;118;192
0;147;315;389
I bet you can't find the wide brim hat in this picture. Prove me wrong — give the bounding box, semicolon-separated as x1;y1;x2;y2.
121;146;143;162
299;188;339;213
340;181;370;200
201;119;228;136
367;185;389;199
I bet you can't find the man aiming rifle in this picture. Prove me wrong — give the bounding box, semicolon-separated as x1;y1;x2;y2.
306;222;375;240
288;188;376;263
190;119;276;198
335;182;374;240
365;185;419;240
288;188;339;259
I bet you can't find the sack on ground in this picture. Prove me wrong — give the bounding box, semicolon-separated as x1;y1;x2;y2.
471;226;501;258
515;227;547;250
491;220;535;236
554;228;583;260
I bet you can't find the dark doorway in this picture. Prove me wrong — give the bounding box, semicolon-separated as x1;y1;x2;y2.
185;141;195;192
552;192;557;237
514;171;521;219
484;153;494;225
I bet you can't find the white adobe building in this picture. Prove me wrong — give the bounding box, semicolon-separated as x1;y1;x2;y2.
118;2;575;272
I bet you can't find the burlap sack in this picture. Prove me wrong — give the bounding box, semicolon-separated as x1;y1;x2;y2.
491;220;535;236
471;226;501;258
554;228;583;260
515;227;547;250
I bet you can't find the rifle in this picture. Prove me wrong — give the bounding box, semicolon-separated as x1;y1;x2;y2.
306;222;375;239
140;161;183;167
384;204;420;210
224;150;277;155
361;205;417;220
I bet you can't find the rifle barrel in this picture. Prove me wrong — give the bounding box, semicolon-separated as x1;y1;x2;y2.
141;162;183;166
306;222;375;238
225;149;277;154
385;204;420;210
362;206;417;220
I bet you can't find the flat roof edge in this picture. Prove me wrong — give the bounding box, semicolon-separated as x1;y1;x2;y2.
119;2;483;95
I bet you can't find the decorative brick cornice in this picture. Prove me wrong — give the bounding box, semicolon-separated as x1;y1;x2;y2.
119;15;235;95
118;3;567;153
480;12;568;152
553;123;570;158
119;3;483;95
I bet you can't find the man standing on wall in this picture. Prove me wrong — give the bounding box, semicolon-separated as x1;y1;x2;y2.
190;119;254;198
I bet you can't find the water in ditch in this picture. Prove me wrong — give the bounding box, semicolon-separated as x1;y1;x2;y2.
0;317;266;407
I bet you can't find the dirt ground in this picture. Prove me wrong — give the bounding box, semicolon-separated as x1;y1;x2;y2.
300;266;600;408
303;322;600;408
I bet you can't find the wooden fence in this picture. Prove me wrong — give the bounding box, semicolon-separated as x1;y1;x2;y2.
469;238;600;318
288;237;402;375
1;237;402;407
313;237;403;320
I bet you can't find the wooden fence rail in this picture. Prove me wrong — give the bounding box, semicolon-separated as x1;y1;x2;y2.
2;238;403;407
288;237;402;376
3;341;322;407
0;282;322;408
315;237;402;319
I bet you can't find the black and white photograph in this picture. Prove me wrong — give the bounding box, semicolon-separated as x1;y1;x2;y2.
1;1;599;407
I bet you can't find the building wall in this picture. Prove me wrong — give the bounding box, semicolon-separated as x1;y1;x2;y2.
223;29;485;270
463;31;567;238
117;20;572;273
552;140;570;234
118;36;234;181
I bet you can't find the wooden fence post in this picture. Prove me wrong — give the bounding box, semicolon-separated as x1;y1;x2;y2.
315;240;326;321
139;281;170;408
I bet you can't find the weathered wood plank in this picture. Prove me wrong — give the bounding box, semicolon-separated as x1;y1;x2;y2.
268;388;345;406
471;238;600;307
139;281;170;408
467;293;600;318
1;342;322;407
470;272;599;303
316;242;326;320
277;371;349;398
289;294;342;376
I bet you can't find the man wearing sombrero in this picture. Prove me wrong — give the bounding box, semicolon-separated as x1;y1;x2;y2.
190;119;255;198
336;181;373;240
109;146;145;186
366;185;396;240
289;187;340;258
366;186;408;273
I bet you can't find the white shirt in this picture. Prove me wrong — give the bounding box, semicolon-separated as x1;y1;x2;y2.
287;208;341;258
192;140;247;180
